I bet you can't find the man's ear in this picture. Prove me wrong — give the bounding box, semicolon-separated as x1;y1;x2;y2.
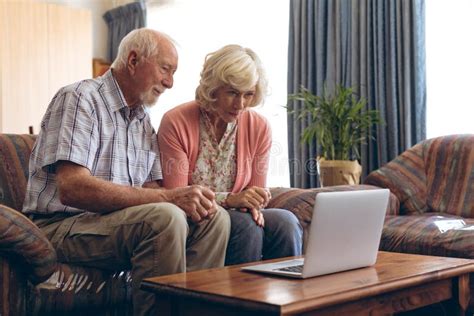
127;51;139;74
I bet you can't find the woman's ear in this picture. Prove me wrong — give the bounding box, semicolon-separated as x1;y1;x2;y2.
210;87;218;98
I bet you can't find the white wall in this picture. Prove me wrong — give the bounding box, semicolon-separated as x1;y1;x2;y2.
426;0;474;137
39;0;133;60
148;0;291;187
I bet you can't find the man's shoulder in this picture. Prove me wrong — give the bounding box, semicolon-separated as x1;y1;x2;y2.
58;77;104;97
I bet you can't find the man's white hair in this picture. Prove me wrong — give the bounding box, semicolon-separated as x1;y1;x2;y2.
111;28;174;70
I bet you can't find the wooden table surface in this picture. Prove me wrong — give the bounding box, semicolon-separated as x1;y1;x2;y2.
142;251;474;315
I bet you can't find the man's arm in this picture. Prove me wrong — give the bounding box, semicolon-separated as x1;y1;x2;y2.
56;161;216;222
142;180;161;189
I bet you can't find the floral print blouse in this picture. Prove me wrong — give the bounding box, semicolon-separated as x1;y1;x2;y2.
191;108;237;207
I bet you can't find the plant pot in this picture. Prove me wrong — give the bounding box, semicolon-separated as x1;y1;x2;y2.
317;157;362;187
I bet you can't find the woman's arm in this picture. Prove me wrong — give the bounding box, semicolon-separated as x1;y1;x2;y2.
157;113;190;189
248;116;272;187
224;113;273;226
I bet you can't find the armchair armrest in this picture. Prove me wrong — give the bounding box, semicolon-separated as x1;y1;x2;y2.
268;185;399;251
0;204;57;284
364;143;429;215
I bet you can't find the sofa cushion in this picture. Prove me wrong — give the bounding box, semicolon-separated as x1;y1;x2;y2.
0;134;36;210
423;135;474;218
381;213;474;258
364;142;429;215
0;204;57;284
366;134;474;217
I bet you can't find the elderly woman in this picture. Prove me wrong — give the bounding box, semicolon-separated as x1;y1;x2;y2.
158;44;302;265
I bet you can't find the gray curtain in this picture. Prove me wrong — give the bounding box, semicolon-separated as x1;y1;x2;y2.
103;1;147;63
287;0;426;188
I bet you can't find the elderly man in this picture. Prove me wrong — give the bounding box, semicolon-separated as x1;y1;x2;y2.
22;28;230;315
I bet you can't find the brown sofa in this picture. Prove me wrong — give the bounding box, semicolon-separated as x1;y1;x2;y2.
265;134;474;312
1;133;391;315
365;134;474;260
364;134;474;312
267;134;474;262
3;132;472;314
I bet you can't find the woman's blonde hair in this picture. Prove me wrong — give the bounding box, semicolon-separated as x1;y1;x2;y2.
195;44;268;110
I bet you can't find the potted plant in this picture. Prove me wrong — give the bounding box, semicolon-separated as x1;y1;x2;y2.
288;84;382;186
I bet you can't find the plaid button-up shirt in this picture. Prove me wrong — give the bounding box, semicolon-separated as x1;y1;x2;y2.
22;70;162;215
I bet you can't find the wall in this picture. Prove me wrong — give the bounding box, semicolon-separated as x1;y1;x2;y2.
41;0;134;61
0;1;92;134
147;0;291;187
0;0;135;134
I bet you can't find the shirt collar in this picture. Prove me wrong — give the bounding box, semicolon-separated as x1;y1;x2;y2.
99;69;147;121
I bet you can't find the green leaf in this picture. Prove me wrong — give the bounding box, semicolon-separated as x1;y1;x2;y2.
287;82;383;160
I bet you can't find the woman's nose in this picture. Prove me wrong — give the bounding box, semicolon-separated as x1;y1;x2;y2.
234;95;245;109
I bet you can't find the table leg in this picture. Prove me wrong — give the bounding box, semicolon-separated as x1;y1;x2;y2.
451;273;470;316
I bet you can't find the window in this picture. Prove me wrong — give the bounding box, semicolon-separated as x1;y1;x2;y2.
148;0;291;187
425;0;474;138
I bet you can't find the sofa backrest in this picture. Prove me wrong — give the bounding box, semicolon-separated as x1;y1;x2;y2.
0;134;36;211
365;134;474;217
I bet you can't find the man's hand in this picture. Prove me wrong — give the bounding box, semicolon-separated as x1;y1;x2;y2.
167;185;218;223
225;186;271;227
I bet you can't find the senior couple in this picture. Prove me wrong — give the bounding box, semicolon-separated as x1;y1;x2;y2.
22;28;302;315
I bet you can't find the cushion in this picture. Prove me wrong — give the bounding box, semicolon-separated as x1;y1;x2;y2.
366;134;474;217
0;134;36;210
365;143;429;215
381;213;474;258
0;204;57;284
422;135;474;217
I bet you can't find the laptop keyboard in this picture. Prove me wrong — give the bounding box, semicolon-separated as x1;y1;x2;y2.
275;264;304;273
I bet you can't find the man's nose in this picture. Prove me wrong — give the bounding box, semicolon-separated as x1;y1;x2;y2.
163;74;173;89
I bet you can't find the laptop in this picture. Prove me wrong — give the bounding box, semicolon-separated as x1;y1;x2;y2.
241;189;390;278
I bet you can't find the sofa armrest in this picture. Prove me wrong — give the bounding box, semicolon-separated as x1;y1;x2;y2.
364;143;429;215
268;185;399;251
0;204;57;284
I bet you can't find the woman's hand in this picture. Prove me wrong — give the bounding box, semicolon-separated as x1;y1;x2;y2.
226;186;271;227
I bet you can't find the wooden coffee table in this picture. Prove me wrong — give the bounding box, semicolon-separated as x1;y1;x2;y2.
141;251;474;315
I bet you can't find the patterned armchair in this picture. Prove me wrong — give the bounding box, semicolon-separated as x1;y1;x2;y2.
364;134;474;310
364;134;474;258
0;134;131;316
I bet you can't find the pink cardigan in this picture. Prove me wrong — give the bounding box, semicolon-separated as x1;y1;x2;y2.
157;101;271;193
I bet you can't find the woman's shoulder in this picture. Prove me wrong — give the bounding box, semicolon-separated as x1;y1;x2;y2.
161;101;200;131
241;109;270;128
240;109;272;142
163;100;200;119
